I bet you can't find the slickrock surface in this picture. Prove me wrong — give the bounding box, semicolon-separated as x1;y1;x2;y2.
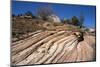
11;30;95;65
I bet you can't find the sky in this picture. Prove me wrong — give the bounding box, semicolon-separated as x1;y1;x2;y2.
12;0;96;28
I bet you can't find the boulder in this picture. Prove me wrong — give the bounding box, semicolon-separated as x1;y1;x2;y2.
47;14;61;23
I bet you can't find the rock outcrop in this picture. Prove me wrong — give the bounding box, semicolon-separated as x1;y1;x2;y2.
11;30;95;66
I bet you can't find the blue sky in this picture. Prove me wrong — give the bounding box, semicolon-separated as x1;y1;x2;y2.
12;1;96;28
